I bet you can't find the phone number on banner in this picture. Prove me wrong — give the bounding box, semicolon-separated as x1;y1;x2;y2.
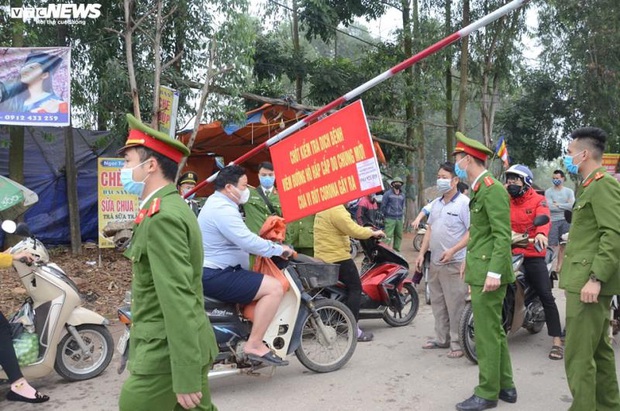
1;113;68;124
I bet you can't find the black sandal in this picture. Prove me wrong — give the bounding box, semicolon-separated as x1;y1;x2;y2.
549;345;564;360
247;351;289;367
6;390;50;403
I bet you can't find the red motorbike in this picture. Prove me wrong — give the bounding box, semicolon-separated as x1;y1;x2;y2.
320;237;419;327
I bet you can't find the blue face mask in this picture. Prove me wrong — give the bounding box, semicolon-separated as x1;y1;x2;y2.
454;158;468;180
181;187;196;200
563;150;584;175
552;178;562;186
120;160;150;197
259;175;275;189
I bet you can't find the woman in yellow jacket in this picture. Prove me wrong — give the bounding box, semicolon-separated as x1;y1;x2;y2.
314;204;384;342
0;250;50;403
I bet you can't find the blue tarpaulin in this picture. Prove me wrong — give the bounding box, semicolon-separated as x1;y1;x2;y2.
0;127;115;246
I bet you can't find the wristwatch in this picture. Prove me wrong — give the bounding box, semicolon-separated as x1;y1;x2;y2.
589;273;600;283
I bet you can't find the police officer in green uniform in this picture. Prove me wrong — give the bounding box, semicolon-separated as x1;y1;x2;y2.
559;127;620;411
118;114;218;411
244;161;315;256
453;132;515;411
177;171;201;216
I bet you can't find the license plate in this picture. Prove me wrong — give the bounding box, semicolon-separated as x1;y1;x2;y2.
117;329;130;355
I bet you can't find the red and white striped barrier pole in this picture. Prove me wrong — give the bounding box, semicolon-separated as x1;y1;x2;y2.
186;0;530;197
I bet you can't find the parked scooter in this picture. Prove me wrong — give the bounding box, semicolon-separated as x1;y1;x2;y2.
117;255;358;378
321;236;419;327
459;215;550;364
0;220;114;381
412;223;427;252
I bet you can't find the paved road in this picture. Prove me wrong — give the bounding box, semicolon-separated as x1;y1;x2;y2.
2;286;618;411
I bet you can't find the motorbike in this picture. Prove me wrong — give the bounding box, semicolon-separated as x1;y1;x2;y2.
321;236;419;327
350;238;361;259
117;255;358;377
421;251;431;305
0;220;114;381
459;215;550;364
412;223;427;252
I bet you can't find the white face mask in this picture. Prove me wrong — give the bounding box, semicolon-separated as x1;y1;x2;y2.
230;185;250;205
436;178;452;194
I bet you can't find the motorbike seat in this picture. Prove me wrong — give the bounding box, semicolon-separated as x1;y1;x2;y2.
204;295;227;305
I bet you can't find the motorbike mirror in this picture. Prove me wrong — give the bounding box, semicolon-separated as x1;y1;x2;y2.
13;222;33;238
533;215;550;227
1;220;17;234
564;210;572;224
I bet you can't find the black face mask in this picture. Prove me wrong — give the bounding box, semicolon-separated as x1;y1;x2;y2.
507;184;525;198
392;184;402;190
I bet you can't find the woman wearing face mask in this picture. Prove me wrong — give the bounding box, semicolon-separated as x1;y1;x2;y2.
197;165;295;366
505;164;564;360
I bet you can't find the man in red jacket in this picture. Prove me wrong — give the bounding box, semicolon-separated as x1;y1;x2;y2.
506;164;564;360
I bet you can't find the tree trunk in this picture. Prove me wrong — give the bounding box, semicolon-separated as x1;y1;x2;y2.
456;0;470;132
402;0;418;225
292;0;302;103
124;0;141;119
6;0;25;248
64;125;82;255
445;0;454;158
57;19;82;255
412;0;424;217
151;0;163;128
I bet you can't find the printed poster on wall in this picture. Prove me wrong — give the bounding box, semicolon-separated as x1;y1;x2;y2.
270;100;383;222
97;158;138;248
0;47;71;126
602;153;620;174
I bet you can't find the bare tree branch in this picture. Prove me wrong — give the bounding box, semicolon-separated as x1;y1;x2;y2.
151;0;164;128
123;0;140;119
162;51;184;71
176;41;218;180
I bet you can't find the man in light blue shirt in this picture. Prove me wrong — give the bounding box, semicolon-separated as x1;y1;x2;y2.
198;165;294;367
544;169;575;275
414;162;470;358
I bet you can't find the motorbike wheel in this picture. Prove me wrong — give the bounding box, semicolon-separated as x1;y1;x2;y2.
295;299;357;373
54;324;114;381
459;302;478;364
413;234;424;251
382;283;419;327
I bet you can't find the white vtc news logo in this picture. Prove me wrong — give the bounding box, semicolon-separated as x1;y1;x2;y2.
9;3;102;20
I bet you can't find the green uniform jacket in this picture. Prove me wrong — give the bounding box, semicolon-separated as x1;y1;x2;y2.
465;172;514;286
125;184;218;393
244;187;282;234
244;187;315;249
559;167;620;295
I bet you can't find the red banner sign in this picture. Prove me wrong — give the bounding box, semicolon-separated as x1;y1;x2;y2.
270;100;383;222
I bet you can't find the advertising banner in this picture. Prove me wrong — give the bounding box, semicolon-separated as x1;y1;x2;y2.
158;86;179;139
0;47;71;126
270;100;383;222
602;153;620;174
97;158;138;248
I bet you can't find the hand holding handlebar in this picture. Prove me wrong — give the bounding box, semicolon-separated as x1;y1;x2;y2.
13;251;34;265
371;230;385;239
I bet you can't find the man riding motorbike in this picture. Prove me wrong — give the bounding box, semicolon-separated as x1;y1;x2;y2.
197;165;294;367
505;164;564;360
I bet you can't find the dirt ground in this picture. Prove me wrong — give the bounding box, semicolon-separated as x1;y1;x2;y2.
0;244;132;319
0;231;420;320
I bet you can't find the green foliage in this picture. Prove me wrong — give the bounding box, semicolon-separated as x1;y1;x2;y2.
496;71;566;167
299;0;386;43
306;57;361;104
538;0;620;151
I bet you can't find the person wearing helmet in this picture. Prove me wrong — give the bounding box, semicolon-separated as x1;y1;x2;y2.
505;164;563;360
380;176;406;251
